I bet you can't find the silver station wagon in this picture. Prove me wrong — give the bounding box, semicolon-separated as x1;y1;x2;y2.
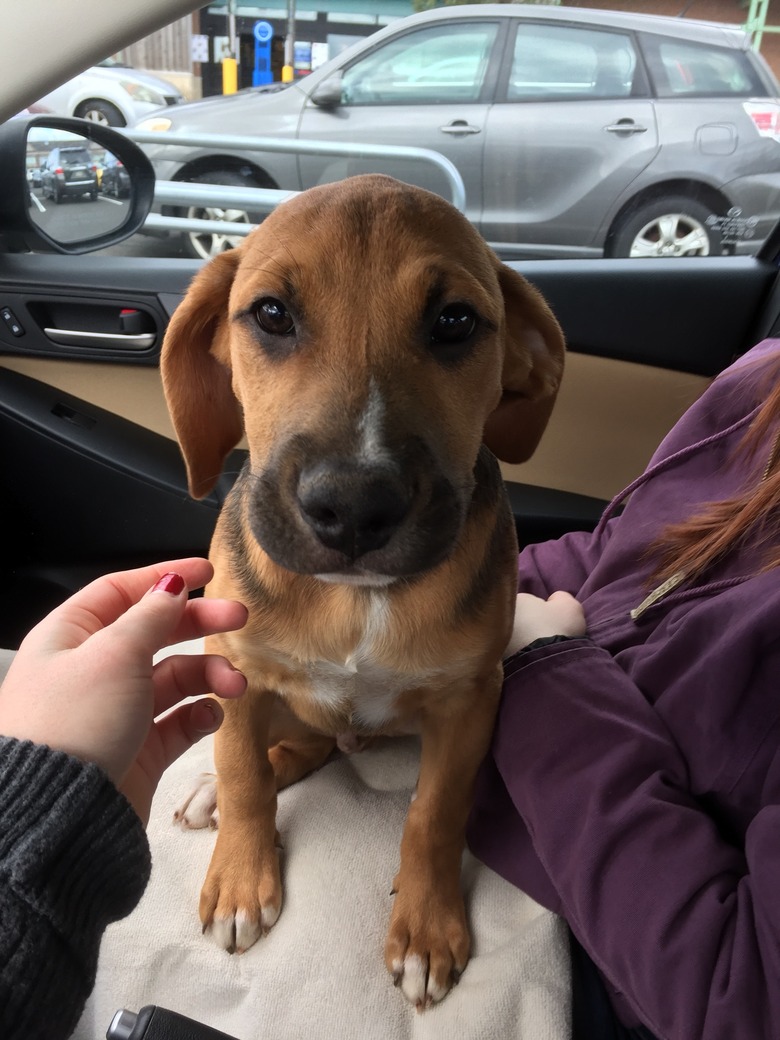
136;4;780;261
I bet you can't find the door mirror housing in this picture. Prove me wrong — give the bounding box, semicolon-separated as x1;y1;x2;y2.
309;74;344;108
0;115;154;254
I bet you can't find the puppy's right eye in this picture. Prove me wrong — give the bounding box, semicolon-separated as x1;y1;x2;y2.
254;298;295;336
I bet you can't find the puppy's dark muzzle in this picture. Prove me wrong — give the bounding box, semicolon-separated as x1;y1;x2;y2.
297;461;412;560
248;434;465;578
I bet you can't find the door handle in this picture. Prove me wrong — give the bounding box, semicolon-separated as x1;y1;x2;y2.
604;120;648;135
44;327;156;349
439;120;481;135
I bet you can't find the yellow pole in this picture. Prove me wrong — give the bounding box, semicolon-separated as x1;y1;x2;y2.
222;56;238;94
281;64;294;83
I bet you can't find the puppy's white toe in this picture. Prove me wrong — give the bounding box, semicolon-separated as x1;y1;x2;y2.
208;909;270;953
173;772;218;829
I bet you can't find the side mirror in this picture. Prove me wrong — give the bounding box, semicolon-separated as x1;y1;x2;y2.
0;115;154;254
309;74;344;108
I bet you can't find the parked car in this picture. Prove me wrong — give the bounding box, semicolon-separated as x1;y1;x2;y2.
136;4;780;261
35;62;183;127
39;143;99;202
100;151;131;197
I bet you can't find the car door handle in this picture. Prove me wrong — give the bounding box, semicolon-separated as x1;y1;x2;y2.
604;120;648;135
439;120;481;135
44;327;156;349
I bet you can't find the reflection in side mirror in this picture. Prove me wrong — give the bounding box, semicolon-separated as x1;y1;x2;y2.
27;127;131;245
0;115;154;254
309;75;344;108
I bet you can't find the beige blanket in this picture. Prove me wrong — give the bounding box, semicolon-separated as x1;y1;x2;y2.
70;725;570;1040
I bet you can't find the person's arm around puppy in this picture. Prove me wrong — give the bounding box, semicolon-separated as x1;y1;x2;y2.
0;558;247;1040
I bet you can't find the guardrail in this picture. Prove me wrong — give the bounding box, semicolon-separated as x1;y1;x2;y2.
124;128;467;238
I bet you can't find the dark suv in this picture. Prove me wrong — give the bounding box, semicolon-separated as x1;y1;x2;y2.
40;144;99;202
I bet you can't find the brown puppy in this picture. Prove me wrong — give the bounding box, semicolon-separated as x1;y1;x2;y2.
161;174;564;1009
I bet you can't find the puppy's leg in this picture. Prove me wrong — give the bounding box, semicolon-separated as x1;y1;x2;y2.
267;698;336;791
199;688;281;952
385;667;502;1009
173;704;334;837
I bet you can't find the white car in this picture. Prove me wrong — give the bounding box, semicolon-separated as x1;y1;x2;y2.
34;59;182;126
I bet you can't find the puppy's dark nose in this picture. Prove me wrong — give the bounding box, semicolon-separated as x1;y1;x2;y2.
297;461;412;559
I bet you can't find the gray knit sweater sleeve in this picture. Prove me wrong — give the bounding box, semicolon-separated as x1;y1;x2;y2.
0;736;152;1040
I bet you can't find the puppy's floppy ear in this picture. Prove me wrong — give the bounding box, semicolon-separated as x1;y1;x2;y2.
161;249;243;499
483;263;565;464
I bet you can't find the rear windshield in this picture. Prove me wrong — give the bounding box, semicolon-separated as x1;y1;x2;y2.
58;148;92;165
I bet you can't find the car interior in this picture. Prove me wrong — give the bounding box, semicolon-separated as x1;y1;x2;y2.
4;1;780;1035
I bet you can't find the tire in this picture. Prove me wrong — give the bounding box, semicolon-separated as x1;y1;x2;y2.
607;195;723;258
74;99;125;127
178;168;269;261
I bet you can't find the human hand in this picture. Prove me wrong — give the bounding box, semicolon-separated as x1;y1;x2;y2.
0;558;248;824
505;591;586;658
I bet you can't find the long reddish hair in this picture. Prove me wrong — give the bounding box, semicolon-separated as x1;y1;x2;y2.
652;354;780;583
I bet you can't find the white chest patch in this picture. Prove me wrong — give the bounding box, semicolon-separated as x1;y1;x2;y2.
305;592;433;730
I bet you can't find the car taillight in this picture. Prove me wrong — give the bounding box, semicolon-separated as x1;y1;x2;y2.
744;101;780;141
53;166;63;174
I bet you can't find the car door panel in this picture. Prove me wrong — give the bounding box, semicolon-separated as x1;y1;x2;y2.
482;99;659;254
0;363;246;648
482;21;659;254
297;101;489;219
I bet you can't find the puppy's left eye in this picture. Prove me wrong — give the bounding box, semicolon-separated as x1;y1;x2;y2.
430;304;477;345
255;298;295;336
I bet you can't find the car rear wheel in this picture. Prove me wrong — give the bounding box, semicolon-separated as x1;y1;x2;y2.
608;195;722;258
179;168;268;261
75;99;125;127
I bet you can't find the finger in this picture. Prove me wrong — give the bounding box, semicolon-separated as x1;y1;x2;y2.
28;558;215;652
164;597;248;647
152;698;225;772
152;653;247;717
547;591;578;605
547;591;587;636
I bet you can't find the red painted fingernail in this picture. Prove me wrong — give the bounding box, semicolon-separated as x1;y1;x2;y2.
152;572;185;595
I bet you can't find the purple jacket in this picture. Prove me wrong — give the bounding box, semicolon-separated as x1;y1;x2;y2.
467;338;780;1040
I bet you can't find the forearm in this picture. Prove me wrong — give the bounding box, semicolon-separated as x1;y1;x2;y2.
0;737;151;1040
494;642;780;1040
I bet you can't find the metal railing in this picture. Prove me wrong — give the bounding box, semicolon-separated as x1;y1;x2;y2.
124;128;467;238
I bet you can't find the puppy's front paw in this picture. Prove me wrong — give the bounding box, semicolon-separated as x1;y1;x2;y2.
385;883;469;1010
173;772;218;829
199;837;283;953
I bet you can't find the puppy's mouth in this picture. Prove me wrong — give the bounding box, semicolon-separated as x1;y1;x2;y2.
246;436;468;580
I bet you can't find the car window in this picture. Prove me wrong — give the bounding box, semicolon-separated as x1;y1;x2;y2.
58;147;92;166
508;24;639;101
642;35;766;97
341;23;498;105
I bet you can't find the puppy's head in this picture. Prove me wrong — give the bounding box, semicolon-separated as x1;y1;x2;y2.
162;175;564;584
